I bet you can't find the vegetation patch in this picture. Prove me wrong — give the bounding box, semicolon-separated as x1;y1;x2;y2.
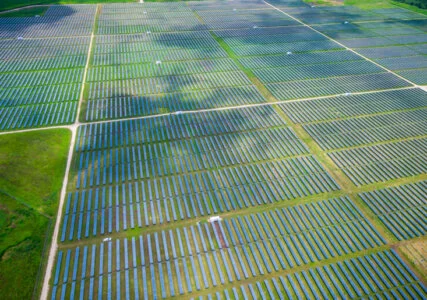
0;129;71;298
0;193;49;299
395;0;427;9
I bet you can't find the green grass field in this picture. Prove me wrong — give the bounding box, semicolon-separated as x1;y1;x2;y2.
305;0;427;14
0;129;71;299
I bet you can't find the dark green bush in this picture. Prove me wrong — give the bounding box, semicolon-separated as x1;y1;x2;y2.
395;0;427;9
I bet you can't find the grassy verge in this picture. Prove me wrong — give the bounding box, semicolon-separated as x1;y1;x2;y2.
0;129;71;299
303;0;394;8
344;0;394;9
303;0;345;6
395;237;427;282
304;0;427;14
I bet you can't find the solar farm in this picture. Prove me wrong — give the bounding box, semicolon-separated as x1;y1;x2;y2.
0;0;426;299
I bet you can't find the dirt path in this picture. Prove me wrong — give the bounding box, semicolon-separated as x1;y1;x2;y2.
0;85;416;137
39;5;99;299
39;127;76;300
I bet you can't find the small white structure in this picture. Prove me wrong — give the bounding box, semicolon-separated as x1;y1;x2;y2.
344;92;351;96
156;60;161;65
287;51;292;55
103;237;112;242
17;36;23;40
253;25;258;29
344;21;349;24
146;31;151;34
208;216;222;222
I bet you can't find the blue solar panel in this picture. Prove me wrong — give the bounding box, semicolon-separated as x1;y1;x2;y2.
190;255;201;290
116;239;121;271
54;251;63;286
166;261;175;297
97;275;103;300
124;238;129;270
174;259;183;295
150;265;157;298
133;268;139;300
63;250;71;283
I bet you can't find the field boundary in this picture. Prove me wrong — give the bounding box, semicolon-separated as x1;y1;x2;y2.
75;5;99;126
39;128;76;300
0;86;418;136
39;5;99;300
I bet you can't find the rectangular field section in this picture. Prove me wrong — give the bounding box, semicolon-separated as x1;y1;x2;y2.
360;181;426;240
0;6;96;130
328;138;427;186
52;196;385;299
278;88;427;124
198;250;427;299
84;3;268;122
303;109;427;150
192;2;413;101
61;106;340;241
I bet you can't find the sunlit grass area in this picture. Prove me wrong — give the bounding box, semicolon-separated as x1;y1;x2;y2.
0;129;71;298
304;0;427;14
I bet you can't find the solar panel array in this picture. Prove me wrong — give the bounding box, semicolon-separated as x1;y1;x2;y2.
190;1;413;101
52;196;388;298
309;9;427;85
192;250;427;299
2;1;423;299
84;3;268;122
279;88;427;185
201;250;426;299
0;5;96;38
61;106;344;242
0;6;96;130
360;181;426;240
